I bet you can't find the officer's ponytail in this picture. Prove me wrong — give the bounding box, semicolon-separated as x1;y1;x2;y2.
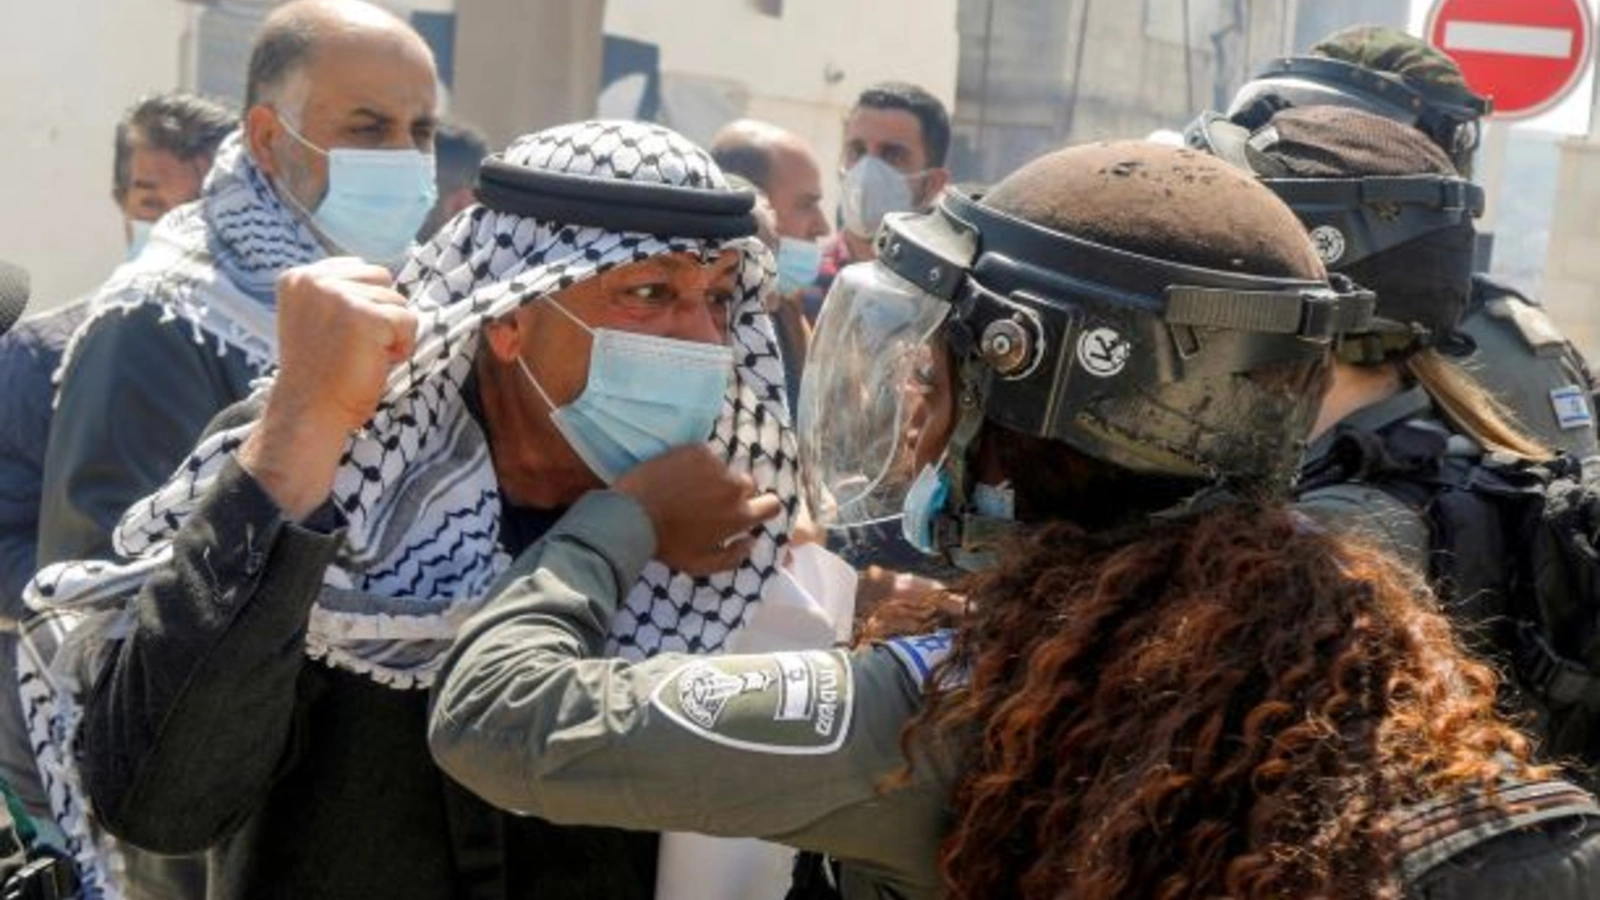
1406;349;1551;461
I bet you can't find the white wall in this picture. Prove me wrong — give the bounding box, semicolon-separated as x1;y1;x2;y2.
604;0;960;216
0;0;194;310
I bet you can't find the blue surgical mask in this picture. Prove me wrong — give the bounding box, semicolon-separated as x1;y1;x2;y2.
839;156;922;238
775;237;823;294
125;219;154;261
517;299;734;483
279;115;437;263
901;463;952;554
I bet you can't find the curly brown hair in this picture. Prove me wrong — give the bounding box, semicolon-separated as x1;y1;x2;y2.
882;503;1538;900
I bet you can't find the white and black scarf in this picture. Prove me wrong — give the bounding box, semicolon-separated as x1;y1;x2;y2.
57;130;326;381
21;121;798;896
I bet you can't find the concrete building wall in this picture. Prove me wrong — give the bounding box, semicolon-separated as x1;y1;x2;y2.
603;0;961;216
454;0;605;148
951;0;1297;184
1542;138;1600;360
0;0;193;309
1294;0;1407;53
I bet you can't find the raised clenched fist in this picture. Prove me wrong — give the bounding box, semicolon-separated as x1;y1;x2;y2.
273;257;419;434
239;258;419;520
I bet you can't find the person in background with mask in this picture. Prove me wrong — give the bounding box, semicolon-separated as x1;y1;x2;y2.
23;119;798;899
815;83;954;609
0;92;234;845
418;118;490;242
712;118;830;411
36;0;438;569
115;93;239;261
1223;25;1599;460
817;82;951;297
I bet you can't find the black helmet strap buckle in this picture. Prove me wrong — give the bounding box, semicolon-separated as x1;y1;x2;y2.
1165;283;1374;342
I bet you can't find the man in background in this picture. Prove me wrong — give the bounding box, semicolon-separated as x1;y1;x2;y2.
418;118;489;241
114;93;238;259
711;118;829;408
819;81;951;291
37;0;438;569
711;118;829;248
0;92;235;832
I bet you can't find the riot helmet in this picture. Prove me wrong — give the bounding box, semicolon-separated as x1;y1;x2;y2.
797;142;1373;564
1227;27;1490;174
1186;105;1482;364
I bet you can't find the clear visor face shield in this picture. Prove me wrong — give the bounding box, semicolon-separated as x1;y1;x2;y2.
797;261;951;529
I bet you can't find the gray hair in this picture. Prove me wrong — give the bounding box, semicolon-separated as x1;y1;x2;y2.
245;9;321;110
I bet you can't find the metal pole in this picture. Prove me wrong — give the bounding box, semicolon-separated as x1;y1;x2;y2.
1062;0;1094;140
1589;56;1600;143
1476;119;1511;271
975;0;995;162
1183;0;1197;113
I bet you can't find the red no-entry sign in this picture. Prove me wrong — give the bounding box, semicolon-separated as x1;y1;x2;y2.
1426;0;1594;119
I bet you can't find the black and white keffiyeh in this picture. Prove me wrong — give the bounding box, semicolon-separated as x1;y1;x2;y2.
57;130;325;380
21;121;799;896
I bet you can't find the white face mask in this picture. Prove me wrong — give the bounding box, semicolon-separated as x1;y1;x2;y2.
839;156;926;238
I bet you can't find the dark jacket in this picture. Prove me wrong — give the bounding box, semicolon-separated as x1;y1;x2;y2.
81;459;656;899
36;304;258;567
0;299;88;823
1295;385;1438;569
429;491;1600;900
0;300;87;612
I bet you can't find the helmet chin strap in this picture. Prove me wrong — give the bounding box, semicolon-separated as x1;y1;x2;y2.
929;358;1019;572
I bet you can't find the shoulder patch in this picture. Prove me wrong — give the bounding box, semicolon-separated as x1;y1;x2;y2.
651;651;853;755
1500;296;1566;353
1550;384;1594;431
883;630;957;687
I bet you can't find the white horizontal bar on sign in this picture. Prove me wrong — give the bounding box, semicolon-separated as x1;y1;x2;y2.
1442;21;1576;58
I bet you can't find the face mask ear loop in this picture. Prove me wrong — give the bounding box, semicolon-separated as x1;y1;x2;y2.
515;357;561;413
273;110;329;158
932;358;989;553
540;294;597;336
513;293;600;411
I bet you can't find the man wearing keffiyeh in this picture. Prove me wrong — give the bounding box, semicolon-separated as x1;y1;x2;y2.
36;0;439;569
21;118;800;900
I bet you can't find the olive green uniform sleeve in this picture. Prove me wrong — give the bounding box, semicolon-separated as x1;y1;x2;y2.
430;491;950;900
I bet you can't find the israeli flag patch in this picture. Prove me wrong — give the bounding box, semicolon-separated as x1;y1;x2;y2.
1550;385;1594;431
884;630;958;688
